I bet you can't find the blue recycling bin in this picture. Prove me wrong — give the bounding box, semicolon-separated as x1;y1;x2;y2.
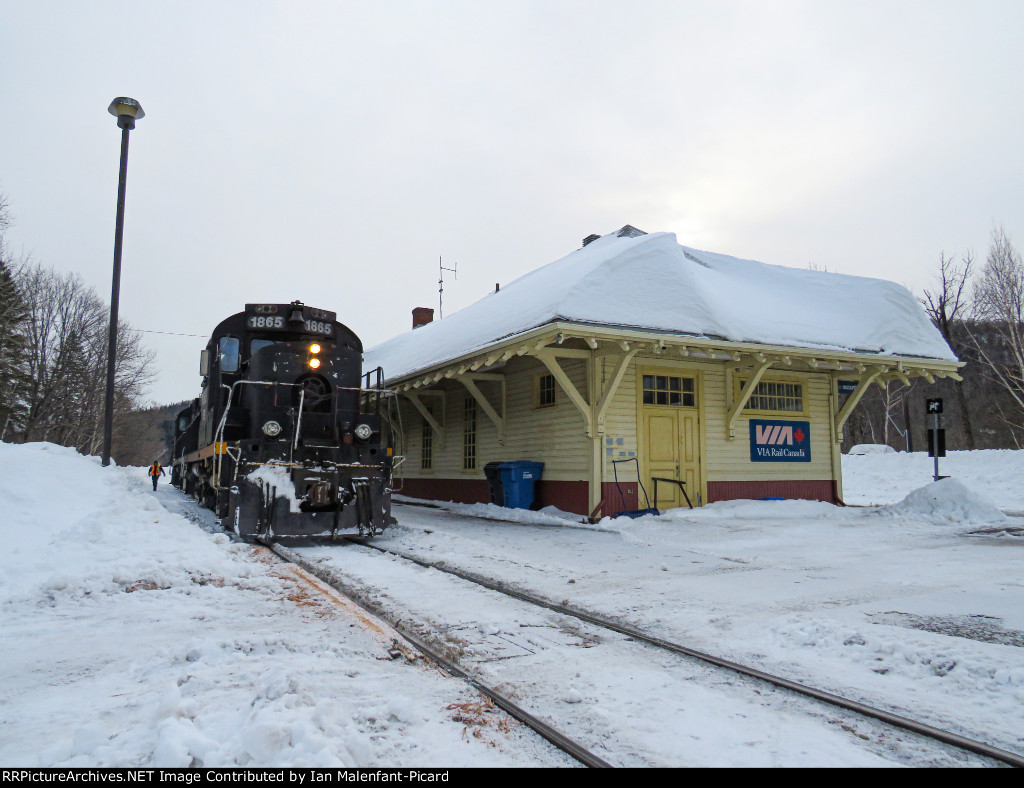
497;461;544;509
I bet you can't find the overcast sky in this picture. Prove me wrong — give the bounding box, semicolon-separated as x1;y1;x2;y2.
2;1;1022;405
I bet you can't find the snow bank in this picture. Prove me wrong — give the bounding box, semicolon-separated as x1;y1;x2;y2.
660;498;847;521
403;498;587;527
0;442;556;767
399;451;1015;533
848;443;896;455
878;478;1007;526
843;449;1024;509
0;442;248;608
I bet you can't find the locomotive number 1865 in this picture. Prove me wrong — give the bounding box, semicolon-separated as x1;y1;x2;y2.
248;315;284;329
247;315;333;335
304;320;332;336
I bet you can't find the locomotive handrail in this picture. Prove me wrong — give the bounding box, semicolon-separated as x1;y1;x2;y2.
292;387;306;456
210;378;398;490
213;380;287;489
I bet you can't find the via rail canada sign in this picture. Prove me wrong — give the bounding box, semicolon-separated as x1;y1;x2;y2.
749;419;811;462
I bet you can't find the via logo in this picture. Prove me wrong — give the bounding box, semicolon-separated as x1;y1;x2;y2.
754;424;805;445
750;419;811;462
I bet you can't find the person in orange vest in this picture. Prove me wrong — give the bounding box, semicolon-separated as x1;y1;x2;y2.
148;460;166;491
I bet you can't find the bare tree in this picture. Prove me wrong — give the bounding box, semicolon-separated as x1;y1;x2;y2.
970;227;1024;427
921;251;976;448
12;263;155;453
880;380;916;449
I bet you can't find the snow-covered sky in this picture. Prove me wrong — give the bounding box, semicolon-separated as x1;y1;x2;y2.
2;1;1022;405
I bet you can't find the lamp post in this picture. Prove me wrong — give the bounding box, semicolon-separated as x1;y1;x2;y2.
101;97;144;467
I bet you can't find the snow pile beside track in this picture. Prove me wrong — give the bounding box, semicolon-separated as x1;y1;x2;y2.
0;443;252;608
0;442;560;767
660;498;847;521
842;448;1024;508
395;496;587;527
878;478;1007;525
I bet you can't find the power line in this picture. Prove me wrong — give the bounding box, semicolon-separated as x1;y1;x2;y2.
137;329;206;338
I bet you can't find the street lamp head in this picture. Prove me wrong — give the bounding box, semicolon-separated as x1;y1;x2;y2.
108;97;145;129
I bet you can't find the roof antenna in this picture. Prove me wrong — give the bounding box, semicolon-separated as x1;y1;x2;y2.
438;256;457;318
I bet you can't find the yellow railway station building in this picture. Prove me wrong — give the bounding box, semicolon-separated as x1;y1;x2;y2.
366;226;961;518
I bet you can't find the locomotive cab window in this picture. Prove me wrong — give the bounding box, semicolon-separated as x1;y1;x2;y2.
251;339;279;356
219;337;240;373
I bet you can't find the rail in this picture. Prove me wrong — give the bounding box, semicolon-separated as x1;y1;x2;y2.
346;530;1024;768
264;541;611;768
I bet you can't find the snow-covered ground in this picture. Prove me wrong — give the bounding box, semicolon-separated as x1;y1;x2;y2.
2;442;1023;766
843;448;1024;510
0;443;569;768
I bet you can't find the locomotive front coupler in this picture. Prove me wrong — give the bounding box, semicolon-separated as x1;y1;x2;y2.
289;461;385;513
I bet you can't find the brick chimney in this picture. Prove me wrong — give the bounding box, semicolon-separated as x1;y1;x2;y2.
412;307;435;329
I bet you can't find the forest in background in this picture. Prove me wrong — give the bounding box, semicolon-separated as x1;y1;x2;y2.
0;193;174;466
844;229;1024;453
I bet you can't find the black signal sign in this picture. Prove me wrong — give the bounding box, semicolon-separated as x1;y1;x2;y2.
926;398;943;414
927;428;946;457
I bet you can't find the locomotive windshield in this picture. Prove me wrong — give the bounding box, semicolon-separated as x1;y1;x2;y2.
251;339;279;355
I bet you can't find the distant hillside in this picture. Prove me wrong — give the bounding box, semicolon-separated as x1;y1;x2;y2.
113;400;189;467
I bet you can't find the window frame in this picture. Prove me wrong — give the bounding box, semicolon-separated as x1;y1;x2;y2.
641;373;697;408
737;376;807;416
535;373;557;408
462;396;477;472
420;415;433;472
218;336;240;373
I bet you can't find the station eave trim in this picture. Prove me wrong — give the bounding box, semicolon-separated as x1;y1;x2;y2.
384;321;963;392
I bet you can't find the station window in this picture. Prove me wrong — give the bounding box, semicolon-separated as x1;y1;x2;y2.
537;373;556;407
642;375;695;406
463;397;477;471
741;380;804;413
421;416;433;471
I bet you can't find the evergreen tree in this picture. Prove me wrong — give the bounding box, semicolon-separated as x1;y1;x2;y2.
0;195;30;440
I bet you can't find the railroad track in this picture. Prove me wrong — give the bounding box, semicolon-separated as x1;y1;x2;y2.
179;491;1021;767
262;540;612;768
332;533;1024;768
174;498;611;765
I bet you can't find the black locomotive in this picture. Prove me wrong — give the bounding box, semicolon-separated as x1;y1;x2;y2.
171;301;393;540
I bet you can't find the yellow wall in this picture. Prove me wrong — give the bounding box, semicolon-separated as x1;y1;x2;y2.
394;355;592;484
391;349;840;502
597;352;837;499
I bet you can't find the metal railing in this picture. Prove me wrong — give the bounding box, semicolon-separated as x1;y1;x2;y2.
209;377;397;491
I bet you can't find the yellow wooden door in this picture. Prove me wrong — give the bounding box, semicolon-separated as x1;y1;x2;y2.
678;410;700;502
640;372;701;509
645;411;681;508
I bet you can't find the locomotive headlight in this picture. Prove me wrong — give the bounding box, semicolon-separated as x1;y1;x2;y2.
262;420;282;437
308;357;322;369
354;423;373;441
309;343;321;354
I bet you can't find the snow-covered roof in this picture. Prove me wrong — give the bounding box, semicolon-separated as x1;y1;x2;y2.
366;228;957;382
